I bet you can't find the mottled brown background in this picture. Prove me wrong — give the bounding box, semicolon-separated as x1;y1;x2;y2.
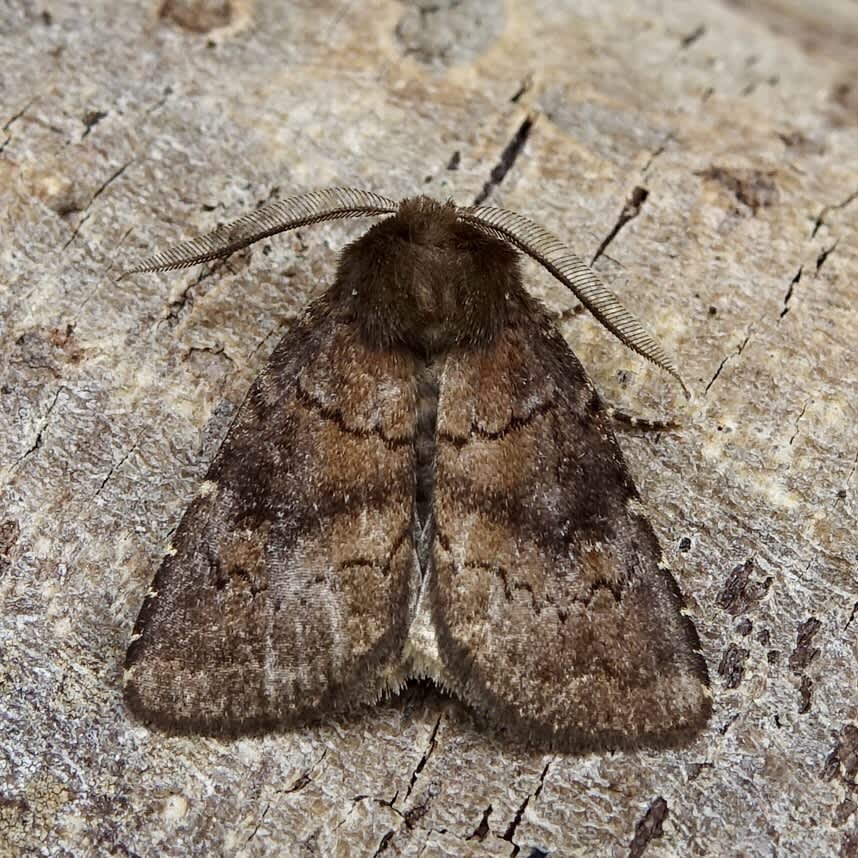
1;1;856;855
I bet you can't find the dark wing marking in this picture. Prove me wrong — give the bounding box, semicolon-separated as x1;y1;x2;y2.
124;297;420;733
428;299;710;750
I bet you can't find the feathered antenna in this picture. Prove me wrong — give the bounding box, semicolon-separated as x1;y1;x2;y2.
458;205;689;396
122;187;687;394
121;187;398;277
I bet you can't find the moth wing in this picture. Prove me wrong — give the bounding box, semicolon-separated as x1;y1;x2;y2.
428;304;710;749
125;298;420;732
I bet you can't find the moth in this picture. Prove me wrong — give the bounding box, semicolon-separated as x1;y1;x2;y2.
123;187;710;750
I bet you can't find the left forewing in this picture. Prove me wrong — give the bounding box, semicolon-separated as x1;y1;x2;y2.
124;298;420;733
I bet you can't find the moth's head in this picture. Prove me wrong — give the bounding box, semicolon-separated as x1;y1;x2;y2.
125;185;685;392
334;196;522;353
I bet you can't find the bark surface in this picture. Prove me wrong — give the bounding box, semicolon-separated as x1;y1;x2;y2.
1;1;856;855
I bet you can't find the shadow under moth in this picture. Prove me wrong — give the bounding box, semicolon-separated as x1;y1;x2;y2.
123;187;710;751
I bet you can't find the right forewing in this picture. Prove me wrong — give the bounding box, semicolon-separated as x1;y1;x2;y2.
428;302;710;750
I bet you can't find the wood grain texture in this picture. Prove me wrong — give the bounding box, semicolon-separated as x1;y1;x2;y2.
1;1;855;855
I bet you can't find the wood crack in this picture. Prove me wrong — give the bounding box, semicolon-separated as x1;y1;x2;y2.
403;713;443;804
780;266;802;319
590;186;649;265
473;116;534;206
811;187;858;238
502;760;551;856
704;328;752;394
0;96;37;154
14;385;67;466
679;24;706;49
815;240;838;274
627;796;669;858
94;437;141;498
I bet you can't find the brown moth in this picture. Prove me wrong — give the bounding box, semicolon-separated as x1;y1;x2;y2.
122;188;710;750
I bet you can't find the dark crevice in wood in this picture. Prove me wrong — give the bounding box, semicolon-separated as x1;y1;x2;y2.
467;804;492;841
502;761;551;855
403;714;443;804
371;830;395;856
815;240;838;273
811;187;858;237
510;75;534;103
473;116;534;206
704;328;752;394
590;186;649;265
679;25;706;48
780;266;802;318
627;797;669;858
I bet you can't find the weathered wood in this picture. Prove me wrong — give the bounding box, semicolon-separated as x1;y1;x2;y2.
1;1;856;855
